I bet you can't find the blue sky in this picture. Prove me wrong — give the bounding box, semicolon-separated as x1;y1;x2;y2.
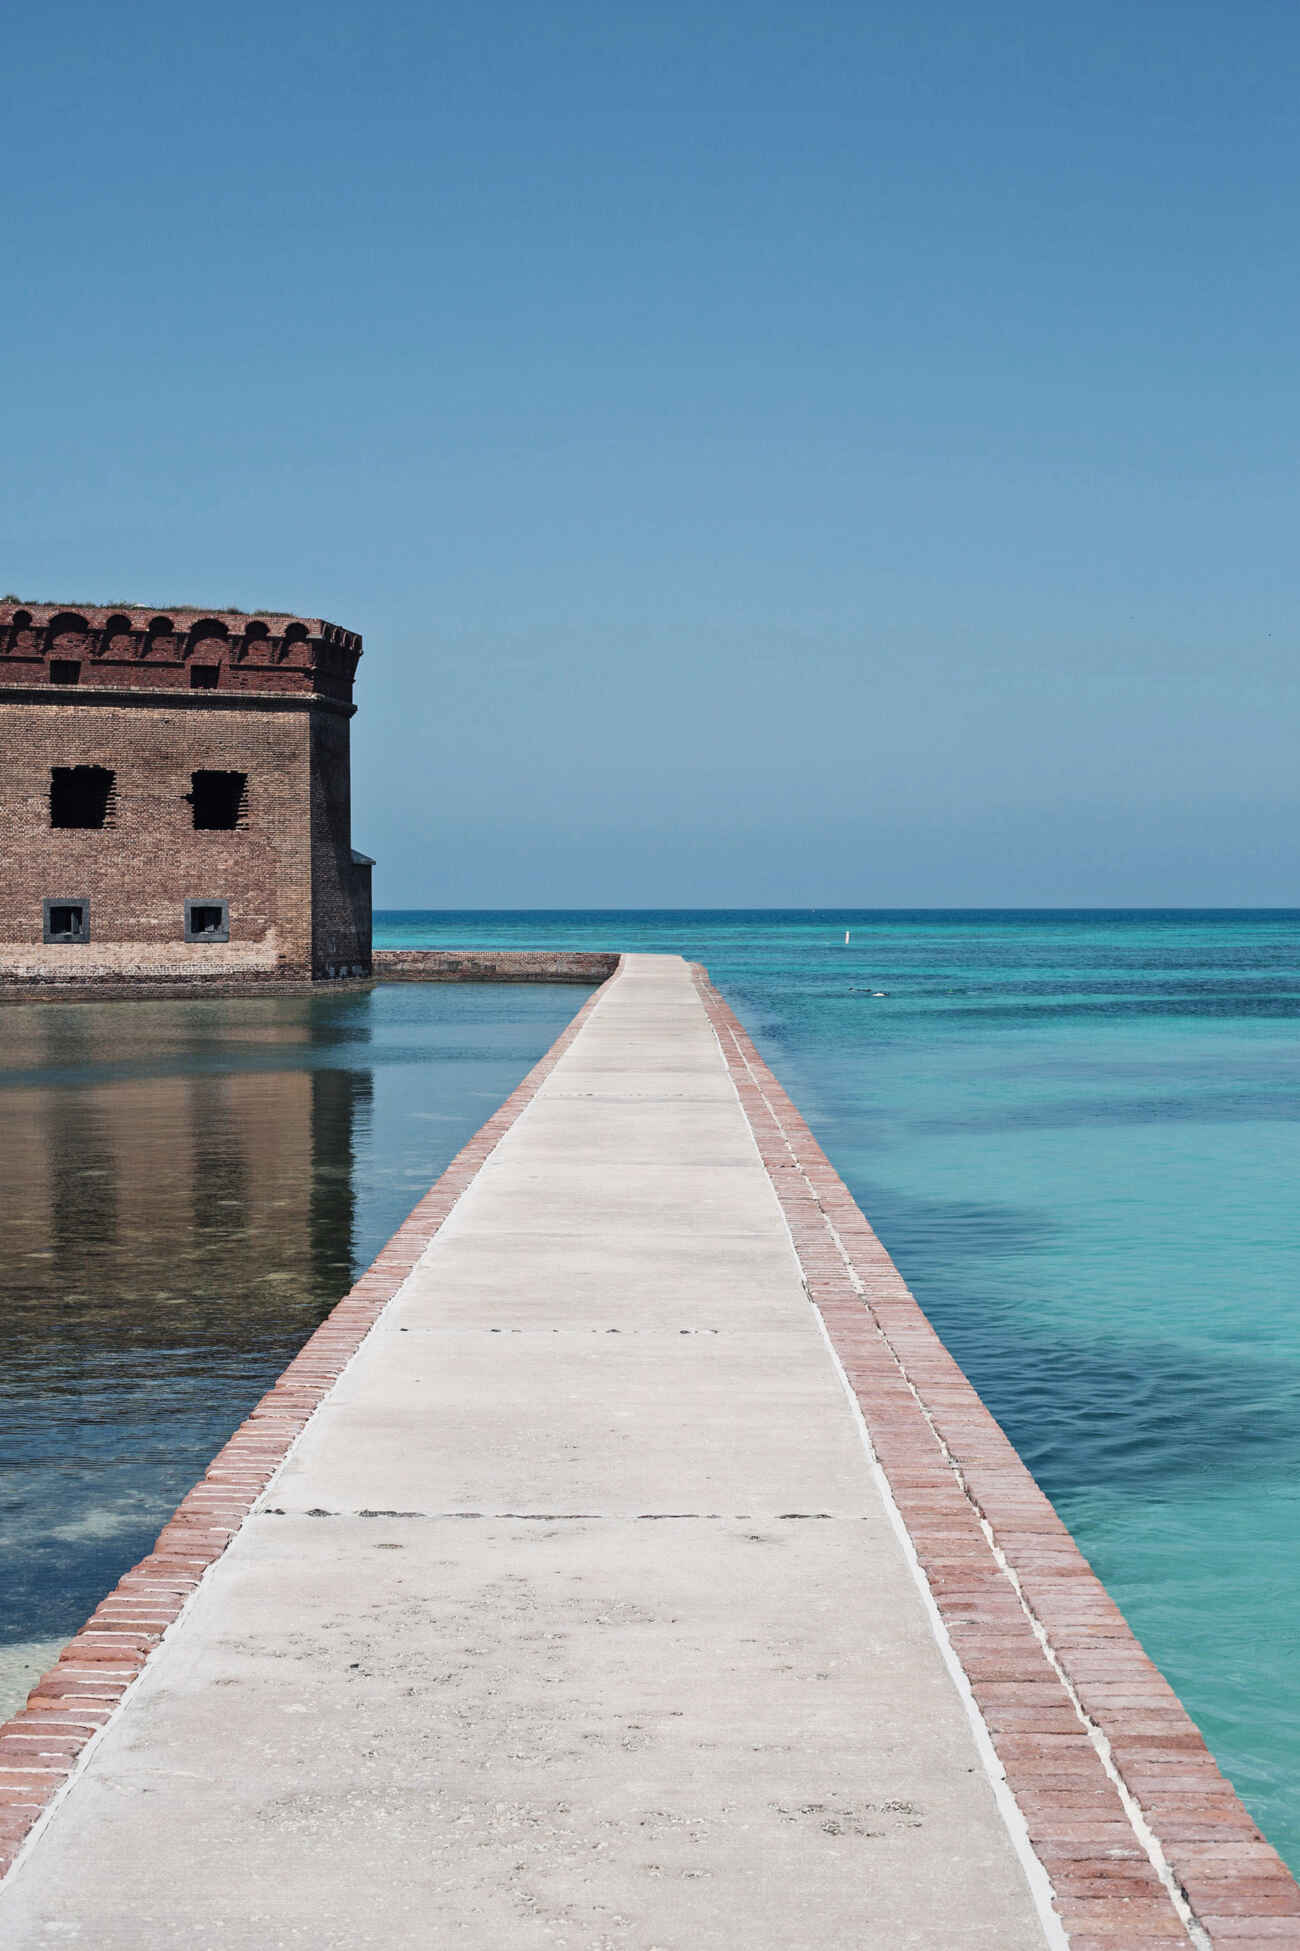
5;1;1299;904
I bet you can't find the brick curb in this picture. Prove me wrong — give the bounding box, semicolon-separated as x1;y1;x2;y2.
0;959;625;1884
691;964;1300;1951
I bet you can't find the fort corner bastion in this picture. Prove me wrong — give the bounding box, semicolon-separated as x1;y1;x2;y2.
0;601;373;984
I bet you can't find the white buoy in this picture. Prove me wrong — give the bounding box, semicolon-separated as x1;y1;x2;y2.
844;930;851;945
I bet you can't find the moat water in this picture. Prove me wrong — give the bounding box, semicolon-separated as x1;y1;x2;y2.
0;982;582;1720
2;911;1297;1873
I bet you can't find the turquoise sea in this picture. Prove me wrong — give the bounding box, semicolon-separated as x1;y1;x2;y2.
1;910;1296;1873
379;911;1300;1868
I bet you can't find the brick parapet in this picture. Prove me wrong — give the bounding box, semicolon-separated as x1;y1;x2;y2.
0;603;360;707
0;958;622;1886
689;962;1300;1951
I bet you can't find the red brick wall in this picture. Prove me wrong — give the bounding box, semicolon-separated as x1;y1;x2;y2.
0;601;374;984
309;711;371;977
0;697;316;979
0;604;360;707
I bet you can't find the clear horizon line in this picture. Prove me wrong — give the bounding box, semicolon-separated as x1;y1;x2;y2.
372;904;1300;915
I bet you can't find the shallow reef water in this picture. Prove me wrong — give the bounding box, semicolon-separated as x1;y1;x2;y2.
378;909;1300;1871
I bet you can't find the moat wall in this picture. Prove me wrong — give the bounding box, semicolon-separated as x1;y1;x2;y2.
0;949;618;1001
373;949;620;983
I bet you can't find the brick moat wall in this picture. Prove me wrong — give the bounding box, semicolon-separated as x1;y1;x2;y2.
373;950;621;983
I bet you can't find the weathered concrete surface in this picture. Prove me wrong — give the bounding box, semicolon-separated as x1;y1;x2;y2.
0;955;1054;1948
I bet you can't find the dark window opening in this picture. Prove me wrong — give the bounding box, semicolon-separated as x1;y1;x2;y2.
190;664;220;689
185;899;229;943
50;765;116;829
188;769;247;830
44;899;90;944
50;660;81;686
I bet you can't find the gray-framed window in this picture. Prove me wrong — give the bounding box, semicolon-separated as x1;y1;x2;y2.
185;899;229;943
44;898;90;944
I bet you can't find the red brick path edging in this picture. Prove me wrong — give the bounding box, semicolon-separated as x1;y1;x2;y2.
0;960;625;1885
690;964;1300;1951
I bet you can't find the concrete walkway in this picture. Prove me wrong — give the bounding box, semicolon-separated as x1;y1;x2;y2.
0;955;1054;1948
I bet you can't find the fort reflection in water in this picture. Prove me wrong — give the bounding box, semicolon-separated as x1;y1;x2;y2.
5;1014;365;1343
0;984;585;1716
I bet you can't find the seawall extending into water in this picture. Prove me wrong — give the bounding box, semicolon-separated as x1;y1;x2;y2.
0;955;1294;1946
0;946;618;1002
373;948;620;983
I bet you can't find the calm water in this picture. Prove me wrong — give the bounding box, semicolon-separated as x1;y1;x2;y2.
0;982;584;1714
378;911;1300;1868
3;915;1298;1873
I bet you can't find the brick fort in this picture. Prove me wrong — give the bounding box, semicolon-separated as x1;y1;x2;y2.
0;602;373;982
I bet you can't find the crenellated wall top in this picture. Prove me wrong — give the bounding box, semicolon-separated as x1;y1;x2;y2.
0;602;363;706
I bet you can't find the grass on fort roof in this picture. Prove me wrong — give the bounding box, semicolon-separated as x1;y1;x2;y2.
2;597;282;615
